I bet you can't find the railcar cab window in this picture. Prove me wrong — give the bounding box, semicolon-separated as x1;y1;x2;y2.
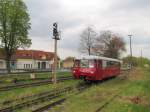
104;61;120;68
80;59;95;68
74;60;80;67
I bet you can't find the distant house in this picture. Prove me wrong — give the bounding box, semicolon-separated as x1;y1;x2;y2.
63;57;75;69
0;50;60;70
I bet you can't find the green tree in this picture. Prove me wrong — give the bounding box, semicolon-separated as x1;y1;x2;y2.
123;56;138;67
122;56;150;67
0;0;31;73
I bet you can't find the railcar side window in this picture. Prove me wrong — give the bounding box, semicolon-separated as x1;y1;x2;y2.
114;62;120;67
106;61;120;68
89;60;95;68
102;60;107;69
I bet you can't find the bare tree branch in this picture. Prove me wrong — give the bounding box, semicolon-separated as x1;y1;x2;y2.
79;26;97;55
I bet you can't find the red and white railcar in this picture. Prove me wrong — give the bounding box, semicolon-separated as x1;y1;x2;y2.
72;55;122;81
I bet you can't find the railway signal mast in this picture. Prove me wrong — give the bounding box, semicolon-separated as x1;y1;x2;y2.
52;23;60;84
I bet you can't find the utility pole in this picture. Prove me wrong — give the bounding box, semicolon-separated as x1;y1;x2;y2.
52;23;60;84
141;49;143;66
128;35;133;69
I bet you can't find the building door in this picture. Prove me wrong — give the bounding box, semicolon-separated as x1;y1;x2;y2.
41;62;46;69
38;62;41;69
11;61;16;69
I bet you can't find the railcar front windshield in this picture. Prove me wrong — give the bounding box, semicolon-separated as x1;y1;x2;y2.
80;59;95;68
74;60;80;67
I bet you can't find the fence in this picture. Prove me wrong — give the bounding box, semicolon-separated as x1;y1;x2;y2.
0;68;52;74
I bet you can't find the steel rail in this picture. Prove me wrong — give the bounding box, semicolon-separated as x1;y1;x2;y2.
32;85;90;112
0;87;72;112
0;76;73;91
0;82;89;112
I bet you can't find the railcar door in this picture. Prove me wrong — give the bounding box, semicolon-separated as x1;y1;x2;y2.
72;60;80;79
102;60;108;79
96;60;103;80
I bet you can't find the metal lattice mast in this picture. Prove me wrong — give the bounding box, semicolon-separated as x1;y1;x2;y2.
128;35;133;69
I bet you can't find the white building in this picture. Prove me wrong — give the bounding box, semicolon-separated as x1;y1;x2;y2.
0;50;60;70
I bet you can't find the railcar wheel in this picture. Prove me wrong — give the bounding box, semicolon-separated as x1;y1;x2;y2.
83;77;87;82
84;78;92;84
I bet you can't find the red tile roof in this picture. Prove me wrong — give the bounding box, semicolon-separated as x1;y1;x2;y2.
0;50;58;61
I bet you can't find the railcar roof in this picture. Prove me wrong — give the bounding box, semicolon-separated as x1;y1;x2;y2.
76;55;122;63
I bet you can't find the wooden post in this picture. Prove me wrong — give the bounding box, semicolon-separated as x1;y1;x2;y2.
52;38;57;84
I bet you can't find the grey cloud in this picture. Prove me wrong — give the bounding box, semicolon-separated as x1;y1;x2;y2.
111;0;150;10
124;37;150;45
60;34;79;50
23;0;150;59
25;0;63;37
25;0;84;39
25;0;84;52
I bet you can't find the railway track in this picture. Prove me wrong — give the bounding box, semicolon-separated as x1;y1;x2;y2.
0;76;73;91
0;82;90;112
1;86;69;105
0;82;87;106
95;71;131;112
0;77;48;83
95;94;119;112
32;98;66;112
32;84;90;112
0;87;72;112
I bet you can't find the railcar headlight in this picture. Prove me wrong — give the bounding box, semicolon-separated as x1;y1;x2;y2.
90;71;94;74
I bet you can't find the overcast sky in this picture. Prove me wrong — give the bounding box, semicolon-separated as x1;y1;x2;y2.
24;0;150;59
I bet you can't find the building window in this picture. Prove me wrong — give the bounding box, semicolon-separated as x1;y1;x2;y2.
0;61;3;68
11;62;15;66
0;61;3;64
24;64;32;69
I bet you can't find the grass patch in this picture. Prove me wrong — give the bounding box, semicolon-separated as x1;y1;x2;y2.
52;67;150;112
